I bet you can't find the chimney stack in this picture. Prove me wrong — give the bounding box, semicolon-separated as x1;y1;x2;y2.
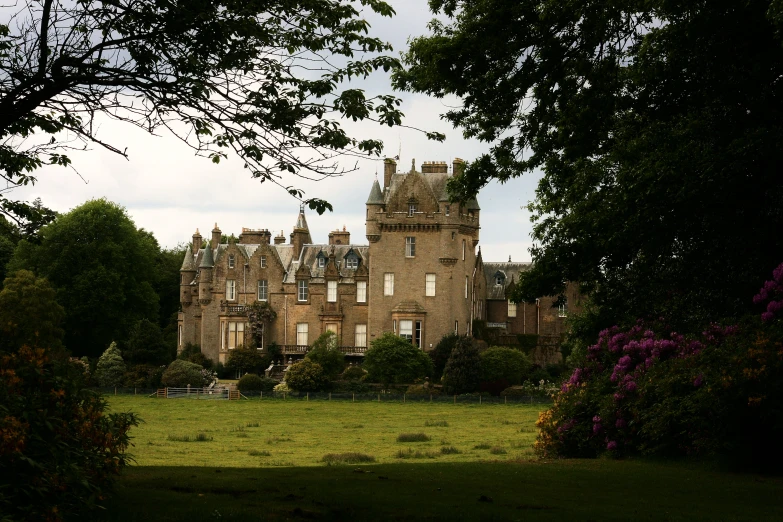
211;223;221;249
274;230;286;245
192;229;202;252
452;158;466;176
383;158;396;190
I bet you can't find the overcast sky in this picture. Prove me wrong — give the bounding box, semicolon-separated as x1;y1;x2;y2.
10;0;541;263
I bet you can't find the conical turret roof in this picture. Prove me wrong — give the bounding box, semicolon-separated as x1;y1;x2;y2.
295;207;309;230
199;245;214;268
180;245;196;271
366;179;384;204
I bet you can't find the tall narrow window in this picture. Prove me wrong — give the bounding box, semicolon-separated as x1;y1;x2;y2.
508;301;517;318
296;323;308;345
260;255;267;268
405;237;416;257
393;319;397;335
356;281;367;303
297;280;308;302
558;300;568;317
399;320;413;342
408;203;417;216
465;276;468;299
327;280;337;302
355;324;367;348
384;273;394;296
228;322;245;349
415;321;422;348
257;280;268;301
425;274;436;296
454;320;458;333
445;205;450;216
462;239;466;260
228;254;235;268
226;279;236;301
178;325;182;347
318;257;325;268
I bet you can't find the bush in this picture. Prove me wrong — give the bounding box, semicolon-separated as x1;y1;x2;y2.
237;373;277;392
341;365;367;381
442;336;481;395
363;332;433;389
397;432;431;442
430;333;460;380
225;344;268;376
178;342;213;369
535;264;783;470
0;347;137;520
161;359;207;387
123;364;165;388
406;384;441;396
285;359;328;392
305;331;345;379
479;347;532;393
95;342;126;387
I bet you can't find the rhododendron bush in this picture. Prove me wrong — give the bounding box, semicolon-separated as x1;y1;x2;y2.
536;264;783;468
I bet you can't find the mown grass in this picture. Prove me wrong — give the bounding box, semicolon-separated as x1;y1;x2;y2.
104;397;783;521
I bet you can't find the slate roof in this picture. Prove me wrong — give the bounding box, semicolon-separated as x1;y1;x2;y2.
483;262;532;300
366;179;384;204
384;169;480;209
198;245;214;268
282;244;369;283
180;245;195;270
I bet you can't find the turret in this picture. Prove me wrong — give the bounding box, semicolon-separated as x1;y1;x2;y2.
179;245;196;305
365;178;383;243
198;243;214;304
211;223;221;250
289;206;312;259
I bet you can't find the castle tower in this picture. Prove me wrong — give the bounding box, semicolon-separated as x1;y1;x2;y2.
198;243;214;305
289;205;312;258
179;244;196;305
365;178;383;243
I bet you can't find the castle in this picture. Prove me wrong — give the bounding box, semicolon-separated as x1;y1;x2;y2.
177;158;580;365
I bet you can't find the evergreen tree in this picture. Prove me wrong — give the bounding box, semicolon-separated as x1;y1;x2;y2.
305;331;345;380
442;336;481;395
125;318;169;365
95;342;126;387
0;270;64;354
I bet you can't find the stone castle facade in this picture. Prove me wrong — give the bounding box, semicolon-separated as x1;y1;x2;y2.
177;158;580;364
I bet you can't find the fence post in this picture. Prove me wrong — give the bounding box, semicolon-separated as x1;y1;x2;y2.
307;392;309;401
114;387;117;396
352;393;355;402
329;392;331;401
378;394;380;402
453;395;456;404
260;391;263;400
479;394;482;405
134;388;137;396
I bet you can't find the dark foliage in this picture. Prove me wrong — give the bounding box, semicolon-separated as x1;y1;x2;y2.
442;336;481;395
429;333;460;381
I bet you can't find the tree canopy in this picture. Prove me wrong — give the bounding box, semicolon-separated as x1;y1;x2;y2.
8;198;160;357
0;0;433;225
0;269;64;353
395;1;783;336
363;332;432;389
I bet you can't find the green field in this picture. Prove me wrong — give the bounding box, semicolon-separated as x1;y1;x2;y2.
105;396;783;521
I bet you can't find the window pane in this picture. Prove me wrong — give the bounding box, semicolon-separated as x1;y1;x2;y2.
258;280;268;301
355;324;367;347
356;281;367;302
296;323;308;345
508;301;517;317
425;274;436;296
261;255;267;268
228;255;235;268
298;280;308;301
400;320;413;340
226;280;236;301
327;280;337;302
384;273;394;296
405;237;416;257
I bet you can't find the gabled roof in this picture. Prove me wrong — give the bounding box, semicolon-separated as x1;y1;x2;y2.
366;179;384;204
483;261;532;300
282;244;370;283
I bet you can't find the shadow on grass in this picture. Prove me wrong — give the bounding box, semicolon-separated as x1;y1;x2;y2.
104;460;783;521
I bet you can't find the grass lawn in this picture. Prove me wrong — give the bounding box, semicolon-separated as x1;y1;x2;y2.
104;396;783;521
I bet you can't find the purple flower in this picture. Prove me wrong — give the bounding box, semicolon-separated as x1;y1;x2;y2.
593;423;602;434
615;418;626;429
762;311;774;322
592;415;601;423
606;441;618;451
693;375;703;387
624;380;637;392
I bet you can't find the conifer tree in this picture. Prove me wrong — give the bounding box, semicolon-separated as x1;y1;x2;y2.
95;342;126;387
442;336;481;395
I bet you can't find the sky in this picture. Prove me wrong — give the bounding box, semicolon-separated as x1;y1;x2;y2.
8;0;541;263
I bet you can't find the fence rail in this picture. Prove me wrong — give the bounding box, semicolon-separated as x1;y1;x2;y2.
94;387;553;405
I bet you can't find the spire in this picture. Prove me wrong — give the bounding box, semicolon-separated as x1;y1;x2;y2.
199;244;214;268
295;206;309;231
180;245;196;271
366;179;384;204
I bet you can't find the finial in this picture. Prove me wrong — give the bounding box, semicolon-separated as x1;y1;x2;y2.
299;202;305;213
509;255;512;262
195;228;200;235
411;158;415;172
343;225;346;232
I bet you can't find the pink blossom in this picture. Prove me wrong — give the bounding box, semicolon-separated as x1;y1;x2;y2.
606;441;618;450
615;418;626;428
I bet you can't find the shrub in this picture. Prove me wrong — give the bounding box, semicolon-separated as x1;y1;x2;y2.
442;336;481;395
237;373;277;392
0;347;137;520
440;446;460;454
535;265;783;470
285;359;328;392
321;452;375;465
406;384;441;396
306;331;345;379
341;365;367;381
178;342;213;369
364;332;433;389
430;333;460;380
479;347;532;395
225;344;267;376
396;432;431;442
161;359;206;387
424;420;448;427
123;364;165;388
95;342;126;387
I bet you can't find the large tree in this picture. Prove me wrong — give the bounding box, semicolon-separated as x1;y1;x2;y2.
8;198;159;357
0;0;430;224
395;1;783;336
0;269;64;353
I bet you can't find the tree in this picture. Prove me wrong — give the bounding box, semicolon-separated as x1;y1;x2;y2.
285;359;328;392
225;344;267;376
305;331;345;380
479;347;531;386
0;0;431;225
8;199;160;357
429;332;460;381
395;1;783;338
0;269;64;353
442;336;480;395
125;318;169;365
363;332;432;390
94;342;126;387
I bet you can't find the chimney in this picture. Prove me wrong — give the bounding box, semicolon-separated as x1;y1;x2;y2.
211;223;221;249
422;161;448;174
383;158;396;190
274;230;286;245
239;228;271;244
328;226;350;245
452;158;466;176
192;229;202;252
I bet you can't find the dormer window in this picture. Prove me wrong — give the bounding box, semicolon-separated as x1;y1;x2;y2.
344;249;359;269
495;274;505;286
316;251;326;268
228;254;235;269
408;203;417;216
